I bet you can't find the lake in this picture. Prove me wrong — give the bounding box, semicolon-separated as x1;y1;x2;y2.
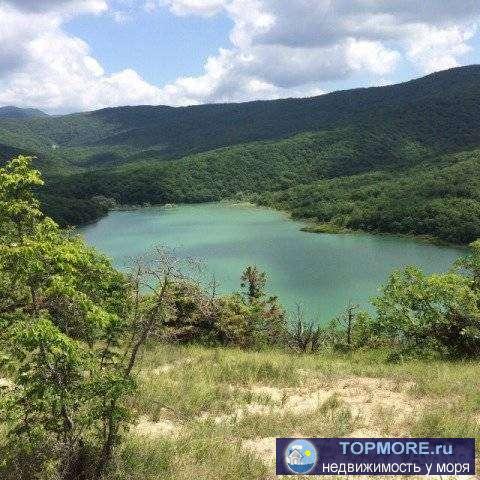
79;203;465;321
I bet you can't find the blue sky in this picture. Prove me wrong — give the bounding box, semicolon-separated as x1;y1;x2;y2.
66;8;233;85
1;0;480;113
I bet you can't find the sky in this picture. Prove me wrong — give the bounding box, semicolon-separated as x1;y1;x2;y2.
1;0;480;113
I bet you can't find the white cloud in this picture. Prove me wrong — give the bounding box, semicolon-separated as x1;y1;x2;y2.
148;0;480;105
3;0;108;14
0;1;168;111
405;24;477;73
165;0;225;17
0;0;479;111
144;0;224;16
346;39;401;76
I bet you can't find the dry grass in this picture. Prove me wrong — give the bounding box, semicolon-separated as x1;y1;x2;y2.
110;343;480;479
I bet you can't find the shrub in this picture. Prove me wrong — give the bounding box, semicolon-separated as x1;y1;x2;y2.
371;264;480;358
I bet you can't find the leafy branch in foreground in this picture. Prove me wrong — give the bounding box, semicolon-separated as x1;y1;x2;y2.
0;157;181;479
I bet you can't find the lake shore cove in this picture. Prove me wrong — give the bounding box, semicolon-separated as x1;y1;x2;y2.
92;197;467;248
42;143;480;247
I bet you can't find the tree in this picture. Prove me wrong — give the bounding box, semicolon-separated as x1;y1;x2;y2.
287;305;323;353
159;266;287;349
323;303;362;351
455;239;480;290
94;247;183;478
241;265;267;301
371;264;480;357
0;157;169;479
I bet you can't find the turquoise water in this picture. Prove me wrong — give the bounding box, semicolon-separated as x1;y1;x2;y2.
79;203;465;321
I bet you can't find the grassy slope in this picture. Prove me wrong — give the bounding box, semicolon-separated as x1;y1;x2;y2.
104;343;480;479
7;344;459;476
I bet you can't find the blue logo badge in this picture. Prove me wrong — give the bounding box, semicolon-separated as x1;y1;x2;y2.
285;439;317;474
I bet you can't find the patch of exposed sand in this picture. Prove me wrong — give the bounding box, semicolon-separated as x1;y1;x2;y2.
236;376;423;470
217;376;419;437
137;374;420;440
134;415;180;438
242;377;478;480
0;377;13;388
132;372;476;480
335;377;417;436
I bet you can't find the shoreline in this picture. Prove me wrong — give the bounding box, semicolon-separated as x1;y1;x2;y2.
217;200;468;249
83;200;469;249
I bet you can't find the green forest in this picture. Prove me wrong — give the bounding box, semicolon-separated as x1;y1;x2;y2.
1;65;480;244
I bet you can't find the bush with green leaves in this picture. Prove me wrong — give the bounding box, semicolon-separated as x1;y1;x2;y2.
0;157;174;479
370;247;480;357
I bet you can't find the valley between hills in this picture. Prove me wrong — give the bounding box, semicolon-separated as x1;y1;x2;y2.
2;65;480;244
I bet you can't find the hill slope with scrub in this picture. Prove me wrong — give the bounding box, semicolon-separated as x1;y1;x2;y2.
0;156;479;479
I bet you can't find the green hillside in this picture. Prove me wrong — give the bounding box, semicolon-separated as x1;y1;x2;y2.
1;65;480;166
256;150;480;244
0;106;47;119
2;65;480;242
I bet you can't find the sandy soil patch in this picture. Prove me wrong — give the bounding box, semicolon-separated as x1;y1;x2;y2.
0;377;13;388
134;415;181;438
136;374;420;438
222;376;419;436
335;377;417;435
239;377;478;480
237;376;422;471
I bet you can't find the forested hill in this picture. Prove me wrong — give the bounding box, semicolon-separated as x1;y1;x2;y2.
0;106;47;119
1;65;480;243
1;65;480;165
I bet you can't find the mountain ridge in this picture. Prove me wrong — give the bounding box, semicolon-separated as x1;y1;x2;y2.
62;63;480;115
0;106;48;119
1;64;479;160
